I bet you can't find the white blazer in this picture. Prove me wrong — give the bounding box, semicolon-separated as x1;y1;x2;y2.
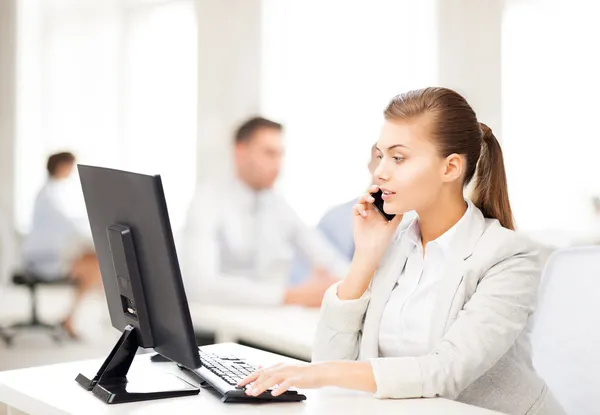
312;204;566;415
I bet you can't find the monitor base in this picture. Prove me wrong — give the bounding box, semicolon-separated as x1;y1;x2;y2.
75;325;199;404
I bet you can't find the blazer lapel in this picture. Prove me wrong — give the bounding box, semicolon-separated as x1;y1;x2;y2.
428;256;467;345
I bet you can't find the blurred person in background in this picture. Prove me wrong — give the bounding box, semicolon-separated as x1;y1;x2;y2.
181;117;349;307
21;152;102;338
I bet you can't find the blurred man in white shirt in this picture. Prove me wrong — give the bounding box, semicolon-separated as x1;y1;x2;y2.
21;152;101;338
181;117;348;307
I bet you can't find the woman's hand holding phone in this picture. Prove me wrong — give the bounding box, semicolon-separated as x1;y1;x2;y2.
337;185;403;300
352;185;403;258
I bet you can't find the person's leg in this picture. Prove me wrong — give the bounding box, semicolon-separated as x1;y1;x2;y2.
63;253;102;338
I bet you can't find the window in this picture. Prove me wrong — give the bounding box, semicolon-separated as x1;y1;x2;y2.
15;0;197;233
502;0;600;241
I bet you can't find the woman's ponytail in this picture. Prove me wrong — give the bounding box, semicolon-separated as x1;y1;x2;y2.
471;123;515;230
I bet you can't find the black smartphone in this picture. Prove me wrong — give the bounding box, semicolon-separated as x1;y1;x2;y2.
371;189;396;221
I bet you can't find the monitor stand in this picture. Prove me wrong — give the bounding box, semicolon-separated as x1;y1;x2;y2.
75;325;199;404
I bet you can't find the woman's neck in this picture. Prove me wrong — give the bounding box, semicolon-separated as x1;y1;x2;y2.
417;195;467;248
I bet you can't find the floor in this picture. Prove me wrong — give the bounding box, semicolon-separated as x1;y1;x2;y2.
0;285;120;372
0;285;124;415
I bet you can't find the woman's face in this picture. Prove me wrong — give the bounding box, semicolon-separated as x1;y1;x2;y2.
373;117;462;215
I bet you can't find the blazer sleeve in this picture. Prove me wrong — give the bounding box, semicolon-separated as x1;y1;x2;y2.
311;227;408;362
368;243;541;399
311;281;371;361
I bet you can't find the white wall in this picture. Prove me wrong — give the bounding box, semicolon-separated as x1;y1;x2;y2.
195;0;263;183
0;0;16;226
437;0;504;139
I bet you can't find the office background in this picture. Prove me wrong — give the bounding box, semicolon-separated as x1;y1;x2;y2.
0;0;598;383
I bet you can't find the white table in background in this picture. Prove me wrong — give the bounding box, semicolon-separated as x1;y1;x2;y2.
189;304;318;361
0;343;505;415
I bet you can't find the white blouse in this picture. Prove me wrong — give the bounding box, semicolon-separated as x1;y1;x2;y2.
378;200;475;357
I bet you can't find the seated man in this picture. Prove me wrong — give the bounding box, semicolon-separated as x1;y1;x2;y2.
181;117;349;307
21;152;101;338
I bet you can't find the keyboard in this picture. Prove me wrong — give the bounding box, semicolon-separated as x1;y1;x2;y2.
178;349;307;403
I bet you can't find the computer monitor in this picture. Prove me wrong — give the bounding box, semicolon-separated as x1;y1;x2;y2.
75;165;201;404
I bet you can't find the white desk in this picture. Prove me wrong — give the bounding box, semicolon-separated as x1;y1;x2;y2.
189;304;318;361
0;343;504;415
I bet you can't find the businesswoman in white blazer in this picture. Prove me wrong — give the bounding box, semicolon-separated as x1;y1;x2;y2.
239;87;565;415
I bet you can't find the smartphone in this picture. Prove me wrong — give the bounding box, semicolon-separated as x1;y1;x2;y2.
371;189;396;221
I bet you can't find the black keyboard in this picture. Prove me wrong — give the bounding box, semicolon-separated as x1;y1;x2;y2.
178;349;307;403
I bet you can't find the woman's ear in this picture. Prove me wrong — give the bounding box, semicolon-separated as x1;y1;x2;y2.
441;153;464;183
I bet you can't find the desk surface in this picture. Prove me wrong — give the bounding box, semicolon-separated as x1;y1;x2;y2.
189;304;318;360
0;343;503;415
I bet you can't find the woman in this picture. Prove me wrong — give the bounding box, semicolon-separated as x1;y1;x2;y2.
239;87;565;414
22;152;102;338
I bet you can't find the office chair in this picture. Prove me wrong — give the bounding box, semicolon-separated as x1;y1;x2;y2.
531;246;600;415
0;270;77;346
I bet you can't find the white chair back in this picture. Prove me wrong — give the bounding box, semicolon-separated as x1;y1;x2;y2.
532;246;600;415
